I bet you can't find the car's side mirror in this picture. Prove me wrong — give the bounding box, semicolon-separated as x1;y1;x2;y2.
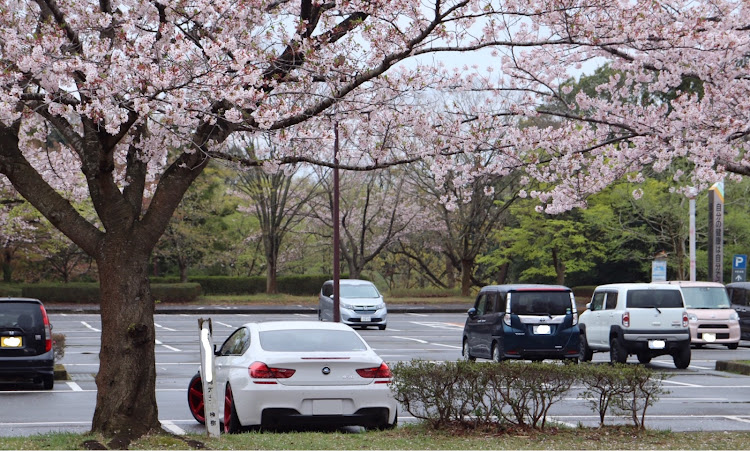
467;307;477;318
585;302;592;311
213;345;220;356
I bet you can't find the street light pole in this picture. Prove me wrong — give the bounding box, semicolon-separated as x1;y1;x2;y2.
332;120;341;322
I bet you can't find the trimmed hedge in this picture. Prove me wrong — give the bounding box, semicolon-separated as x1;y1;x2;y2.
21;283;201;304
149;274;345;296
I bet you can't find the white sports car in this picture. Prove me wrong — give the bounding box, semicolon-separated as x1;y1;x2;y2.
187;321;398;433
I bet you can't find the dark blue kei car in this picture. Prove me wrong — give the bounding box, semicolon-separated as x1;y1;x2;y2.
462;284;580;363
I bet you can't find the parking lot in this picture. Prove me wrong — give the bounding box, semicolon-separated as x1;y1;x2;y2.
1;310;749;436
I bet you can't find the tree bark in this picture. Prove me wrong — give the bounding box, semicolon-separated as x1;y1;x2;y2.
460;259;472;296
91;235;160;439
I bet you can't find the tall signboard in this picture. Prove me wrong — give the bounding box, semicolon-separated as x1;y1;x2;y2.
708;181;724;283
733;254;747;283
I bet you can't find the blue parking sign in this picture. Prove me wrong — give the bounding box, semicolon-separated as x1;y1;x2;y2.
733;255;747;270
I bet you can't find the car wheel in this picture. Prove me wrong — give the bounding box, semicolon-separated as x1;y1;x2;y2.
579;332;593;362
378;324;387;330
609;337;627;364
42;374;54;390
462;339;475;361
376;411;398;430
637;352;652;364
673;344;691;369
727;342;739;350
318;309;323;321
224;383;242;434
491;340;504;362
187;372;205;424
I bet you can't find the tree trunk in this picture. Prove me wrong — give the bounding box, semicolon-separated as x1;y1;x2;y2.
496;262;509;285
91;237;160;440
178;258;188;283
2;248;12;282
460;259;472;296
266;257;278;294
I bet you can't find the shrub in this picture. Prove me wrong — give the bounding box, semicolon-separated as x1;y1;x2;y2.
392;360;667;431
611;364;669;429
22;283;201;303
391;360;489;429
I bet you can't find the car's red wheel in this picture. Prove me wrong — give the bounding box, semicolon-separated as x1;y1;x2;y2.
224;383;242;433
187;373;205;424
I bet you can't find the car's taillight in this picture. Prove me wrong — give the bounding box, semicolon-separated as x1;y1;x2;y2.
622;311;630;328
40;305;52;352
682;311;689;328
356;362;392;383
248;361;295;384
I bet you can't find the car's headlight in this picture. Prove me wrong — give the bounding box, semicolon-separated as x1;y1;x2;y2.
340;302;355;310
688;313;698;322
376;302;386;310
730;311;740;321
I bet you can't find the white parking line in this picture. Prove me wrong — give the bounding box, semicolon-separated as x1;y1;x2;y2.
216;321;234;328
663;380;702;387
726;416;750;424
393;336;428;344
161;420;185;435
80;321;100;332
410;321;463;330
432;343;462;349
407;313;429;317
155;323;177;332
66;381;83;391
154;339;181;352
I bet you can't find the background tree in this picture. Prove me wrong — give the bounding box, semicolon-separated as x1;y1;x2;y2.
310;167;422;279
155;165;237;282
233;140;321;293
481;203;606;285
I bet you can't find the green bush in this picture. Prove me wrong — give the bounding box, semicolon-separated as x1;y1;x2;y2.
148;275;337;295
392;360;667;431
21;283;201;303
0;284;23;297
388;287;464;298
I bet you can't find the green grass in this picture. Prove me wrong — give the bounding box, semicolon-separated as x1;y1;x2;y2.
1;425;749;450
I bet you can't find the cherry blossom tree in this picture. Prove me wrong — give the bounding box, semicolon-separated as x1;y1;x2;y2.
1;0;748;441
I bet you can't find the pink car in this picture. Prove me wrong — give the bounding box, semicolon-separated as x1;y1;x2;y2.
666;281;741;349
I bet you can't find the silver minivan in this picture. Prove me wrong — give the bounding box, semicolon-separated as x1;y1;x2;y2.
318;279;388;330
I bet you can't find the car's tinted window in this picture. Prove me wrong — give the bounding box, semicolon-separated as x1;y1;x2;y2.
729;287;749;307
590;292;605;311
475;293;490;315
681;287;731;309
260;329;368;352
218;327;251;356
0;302;42;330
322;283;333;297
626;290;683;308
509;291;572;316
604;292;618;310
340;284;379;298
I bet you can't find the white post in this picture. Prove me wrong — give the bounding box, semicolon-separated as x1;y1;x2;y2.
687;188;698;281
199;318;220;437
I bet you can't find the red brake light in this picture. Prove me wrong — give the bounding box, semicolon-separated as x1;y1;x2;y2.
40;305;52;352
622;311;630;328
356;362;392;383
248;361;296;382
682;311;689;328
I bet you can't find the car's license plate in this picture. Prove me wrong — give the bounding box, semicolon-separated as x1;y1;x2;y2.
313;399;343;415
1;336;23;348
360;316;371;322
534;325;551;335
702;333;716;342
649;339;666;349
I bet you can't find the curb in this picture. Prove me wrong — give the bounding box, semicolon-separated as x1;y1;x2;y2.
715;360;750;376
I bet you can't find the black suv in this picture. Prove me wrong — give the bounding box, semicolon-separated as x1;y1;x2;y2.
0;298;55;389
462;284;580;362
